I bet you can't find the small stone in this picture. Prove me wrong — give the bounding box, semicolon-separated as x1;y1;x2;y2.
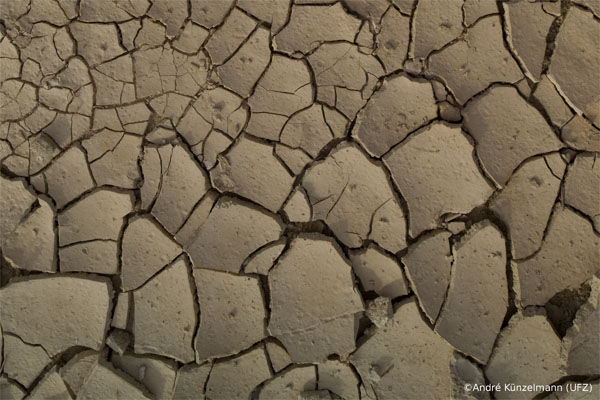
133;258;197;363
366;297;393;328
486;311;563;399
121;215;182;291
402;230;453;323
185;196;283;273
349;244;409;299
435;221;507;364
106;329;131;356
205;346;272;400
268;235;364;362
193;269;267;361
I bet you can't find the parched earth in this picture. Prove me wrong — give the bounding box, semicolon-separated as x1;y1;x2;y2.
0;0;599;399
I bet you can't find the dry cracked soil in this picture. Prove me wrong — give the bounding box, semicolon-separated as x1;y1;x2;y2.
0;0;599;399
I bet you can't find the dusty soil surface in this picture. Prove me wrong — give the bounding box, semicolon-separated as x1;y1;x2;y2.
0;0;599;399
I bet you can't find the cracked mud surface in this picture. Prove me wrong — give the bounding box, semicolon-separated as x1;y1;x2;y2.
0;0;599;399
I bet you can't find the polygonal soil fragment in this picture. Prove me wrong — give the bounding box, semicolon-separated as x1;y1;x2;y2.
375;7;410;72
0;377;25;400
132;258;197;363
412;0;463;60
280;104;346;158
205;346;272;400
317;359;360;400
302;142;407;251
503;0;555;81
435;221;507;364
121;215;182;291
258;366;317;400
462;85;563;187
185;196;283;273
238;0;290;34
516;206;599;306
429;16;522;104
111;352;177;399
2;333;51;388
268;235;364;363
28;368;71;400
190;0;235;28
265;339;293;373
205;8;256;65
0;274;112;356
383;122;493;237
532;75;574;129
352;74;437;157
450;353;490;400
59;350;101;396
561;115;600;152
274;3;361;54
150;144;211;234
349;244;409;299
77;361;150;400
2;197;56;272
0;176;36;240
308;42;384;119
60;241;119;275
549;6;600;123
490;153;565;259
69;22;124;66
562;277;599;376
564;153;600;232
216;26;271;98
85;133;142;189
350;298;455;399
246;55;313;141
193;268;267;361
35;146;95;208
57;189;133;246
244;240;286;275
486;311;563;399
402;230;453;323
210;136;294;213
172;362;212;400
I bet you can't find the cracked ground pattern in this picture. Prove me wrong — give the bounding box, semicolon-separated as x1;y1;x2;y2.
0;0;599;399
